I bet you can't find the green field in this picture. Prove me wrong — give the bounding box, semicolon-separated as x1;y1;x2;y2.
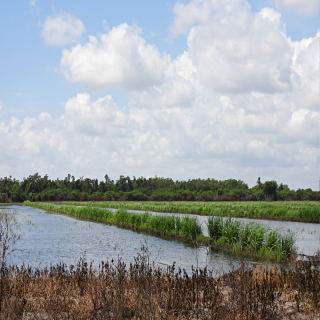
63;200;320;223
24;201;296;261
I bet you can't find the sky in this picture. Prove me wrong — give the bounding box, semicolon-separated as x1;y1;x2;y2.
0;0;319;190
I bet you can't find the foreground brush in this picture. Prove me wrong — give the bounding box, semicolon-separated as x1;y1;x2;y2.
0;250;319;319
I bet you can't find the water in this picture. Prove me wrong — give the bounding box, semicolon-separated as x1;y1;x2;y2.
1;205;319;275
0;206;239;274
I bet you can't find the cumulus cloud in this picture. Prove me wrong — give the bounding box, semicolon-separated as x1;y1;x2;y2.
129;53;196;109
290;31;320;111
169;0;220;37
60;24;170;90
40;12;86;46
275;0;320;16
0;78;318;189
0;0;318;189
64;93;128;136
170;0;292;93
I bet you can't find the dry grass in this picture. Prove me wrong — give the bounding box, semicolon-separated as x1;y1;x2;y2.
0;250;318;320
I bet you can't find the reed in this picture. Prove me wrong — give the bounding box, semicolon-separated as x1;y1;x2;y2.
64;200;320;223
207;216;295;260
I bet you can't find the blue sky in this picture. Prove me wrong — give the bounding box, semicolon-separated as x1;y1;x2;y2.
0;0;319;189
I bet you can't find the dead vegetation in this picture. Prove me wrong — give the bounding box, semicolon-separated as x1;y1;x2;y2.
0;248;318;320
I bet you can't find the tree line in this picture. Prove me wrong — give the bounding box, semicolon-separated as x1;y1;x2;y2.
0;173;318;203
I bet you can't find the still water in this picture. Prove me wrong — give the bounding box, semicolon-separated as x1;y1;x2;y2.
2;205;238;274
1;205;319;274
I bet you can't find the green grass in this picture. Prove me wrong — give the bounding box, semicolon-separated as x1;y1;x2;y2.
23;201;296;261
207;216;295;260
63;200;320;223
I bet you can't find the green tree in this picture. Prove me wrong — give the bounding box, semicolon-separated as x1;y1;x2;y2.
256;177;263;190
263;181;278;200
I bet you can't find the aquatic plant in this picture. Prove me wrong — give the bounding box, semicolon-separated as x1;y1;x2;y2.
207;216;295;259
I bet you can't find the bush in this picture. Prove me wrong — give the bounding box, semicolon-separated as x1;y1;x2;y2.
66;194;78;201
80;194;88;201
90;195;104;201
55;194;66;201
218;195;235;202
132;193;147;201
0;193;9;203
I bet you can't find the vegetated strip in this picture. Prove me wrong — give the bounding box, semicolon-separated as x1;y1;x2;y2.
64;200;320;223
24;201;295;261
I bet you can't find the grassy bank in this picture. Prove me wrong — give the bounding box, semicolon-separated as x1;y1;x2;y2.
64;200;320;223
208;216;295;260
24;201;295;261
0;252;319;319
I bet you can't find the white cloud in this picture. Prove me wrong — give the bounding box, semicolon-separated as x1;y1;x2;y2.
259;7;282;25
64;93;128;136
0;122;9;134
169;0;219;37
247;140;274;158
10;117;19;128
60;24;170;90
290;31;320;111
129;53;196;109
275;0;320;16
39;112;52;121
174;0;293;93
29;0;36;7
0;0;318;190
0;74;318;188
40;12;86;46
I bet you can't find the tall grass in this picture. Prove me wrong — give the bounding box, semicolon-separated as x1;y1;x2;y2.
64;200;320;223
207;216;295;260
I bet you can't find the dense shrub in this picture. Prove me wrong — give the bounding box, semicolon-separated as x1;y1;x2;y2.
218;195;235;201
67;194;78;201
79;194;88;201
90;195;104;201
55;194;66;201
0;193;9;203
